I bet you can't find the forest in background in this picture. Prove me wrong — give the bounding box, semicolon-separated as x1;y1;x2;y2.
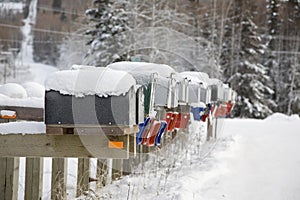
0;0;300;118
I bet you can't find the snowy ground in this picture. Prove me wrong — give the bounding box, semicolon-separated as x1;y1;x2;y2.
1;106;299;199
92;114;300;200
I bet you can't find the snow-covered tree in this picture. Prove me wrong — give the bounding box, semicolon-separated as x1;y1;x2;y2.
84;0;130;67
264;0;279;111
0;52;15;83
273;1;300;113
229;0;275;119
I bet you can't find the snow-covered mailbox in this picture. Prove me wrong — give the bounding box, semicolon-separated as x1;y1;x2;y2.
209;79;233;118
222;84;237;117
180;72;210;121
209;78;225;102
45;66;138;158
107;62;178;116
107;61;180;146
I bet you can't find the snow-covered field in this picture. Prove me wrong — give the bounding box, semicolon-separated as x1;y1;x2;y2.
2;113;299;200
93;114;300;200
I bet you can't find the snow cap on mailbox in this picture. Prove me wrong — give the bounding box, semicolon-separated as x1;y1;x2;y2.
180;71;210;87
107;61;176;85
45;65;136;97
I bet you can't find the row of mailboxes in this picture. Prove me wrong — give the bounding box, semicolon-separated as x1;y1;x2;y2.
45;64;236;128
44;63;236;158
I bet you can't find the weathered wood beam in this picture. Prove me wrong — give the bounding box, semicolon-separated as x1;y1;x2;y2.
0;157;19;200
51;158;67;200
25;158;43;200
76;158;90;197
0;134;129;159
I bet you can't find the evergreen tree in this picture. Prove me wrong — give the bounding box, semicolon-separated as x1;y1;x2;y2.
84;0;130;67
275;1;300;113
265;0;279;111
229;0;275;118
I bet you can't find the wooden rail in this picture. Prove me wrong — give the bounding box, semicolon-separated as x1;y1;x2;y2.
0;134;130;159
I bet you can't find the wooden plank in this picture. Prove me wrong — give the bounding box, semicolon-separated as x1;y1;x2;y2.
0;157;19;200
0;157;5;200
46;125;138;135
74;125;138;135
0;106;43;121
51;158;67;200
96;159;108;188
123;134;135;176
25;158;43;200
76;158;90;197
112;159;123;181
0;134;129;159
46;126;64;135
207;117;213;141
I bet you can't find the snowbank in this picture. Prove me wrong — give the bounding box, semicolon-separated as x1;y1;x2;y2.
0;121;45;134
0;96;43;108
264;112;300;122
0;83;27;98
90;113;300;200
0;83;43;108
29;62;58;85
22;82;45;98
45;67;136;97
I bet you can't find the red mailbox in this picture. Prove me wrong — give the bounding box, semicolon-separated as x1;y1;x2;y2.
144;121;162;147
215;104;227;118
165;112;179;132
175;113;190;129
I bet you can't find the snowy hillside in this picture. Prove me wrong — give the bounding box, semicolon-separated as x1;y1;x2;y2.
90;114;300;200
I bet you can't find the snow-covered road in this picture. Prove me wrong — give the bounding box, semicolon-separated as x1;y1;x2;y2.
175;115;300;200
97;114;300;200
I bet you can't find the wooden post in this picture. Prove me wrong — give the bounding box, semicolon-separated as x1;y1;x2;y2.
51;158;67;200
214;118;218;139
0;157;19;200
77;158;90;197
207;117;213;141
123;134;135;176
112;159;123;181
25;157;43;200
96;159;108;188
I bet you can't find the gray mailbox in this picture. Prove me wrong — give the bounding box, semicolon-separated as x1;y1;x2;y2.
45;67;137;126
209;78;224;102
107;61;178;113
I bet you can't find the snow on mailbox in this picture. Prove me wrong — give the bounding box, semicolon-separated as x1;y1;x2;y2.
180;71;210;104
44;66;138;158
45;66;137;129
108;62;182;146
107;61;178;114
180;71;210;121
